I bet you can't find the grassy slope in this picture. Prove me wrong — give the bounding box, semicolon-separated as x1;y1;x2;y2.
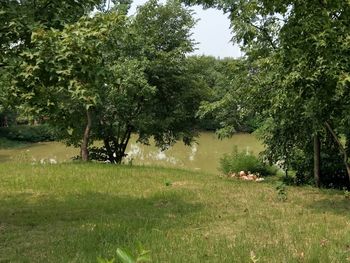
0;163;349;263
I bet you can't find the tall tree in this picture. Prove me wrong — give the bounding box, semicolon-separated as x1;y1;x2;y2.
15;12;127;160
185;0;350;187
0;0;104;127
16;0;202;163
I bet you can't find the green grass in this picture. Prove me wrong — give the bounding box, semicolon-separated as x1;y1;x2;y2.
0;163;349;262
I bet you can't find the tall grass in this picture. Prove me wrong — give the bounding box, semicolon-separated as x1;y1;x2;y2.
0;163;349;262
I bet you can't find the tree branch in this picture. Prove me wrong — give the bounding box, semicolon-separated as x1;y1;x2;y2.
248;22;277;50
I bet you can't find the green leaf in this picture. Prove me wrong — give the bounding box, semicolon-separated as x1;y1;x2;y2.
116;248;136;263
136;253;151;263
67;127;74;136
97;256;115;263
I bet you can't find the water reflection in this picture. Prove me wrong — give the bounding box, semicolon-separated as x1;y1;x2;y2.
125;144;180;165
0;132;263;174
124;132;263;174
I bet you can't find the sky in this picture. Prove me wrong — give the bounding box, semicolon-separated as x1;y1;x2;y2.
129;1;242;58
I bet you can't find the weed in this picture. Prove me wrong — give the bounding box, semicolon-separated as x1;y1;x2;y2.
250;251;259;263
165;180;172;186
116;247;151;263
276;182;288;201
97;257;115;263
344;187;350;199
98;247;151;263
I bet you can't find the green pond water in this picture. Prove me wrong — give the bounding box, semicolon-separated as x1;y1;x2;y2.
0;132;263;174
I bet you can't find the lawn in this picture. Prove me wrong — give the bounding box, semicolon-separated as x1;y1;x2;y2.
0;163;349;262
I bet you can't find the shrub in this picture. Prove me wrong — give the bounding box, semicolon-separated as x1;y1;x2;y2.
0;124;56;142
286;136;350;189
220;147;276;176
0;138;28;149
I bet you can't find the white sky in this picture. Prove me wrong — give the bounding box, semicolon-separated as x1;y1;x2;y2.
129;1;242;58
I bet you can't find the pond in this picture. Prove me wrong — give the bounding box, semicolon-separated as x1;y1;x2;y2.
0;132;263;174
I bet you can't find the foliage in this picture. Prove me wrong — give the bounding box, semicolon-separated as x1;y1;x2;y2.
219;147;275;176
272;130;350;189
186;56;231;131
344;188;350;199
15;0;201;163
16;11;126;142
97;257;115;263
0;0;104;65
185;0;350;187
195;56;262;136
0;138;29;149
116;247;151;263
0;110;16;127
97;247;151;263
0;0;104;123
0;124;55;142
94;0;202;162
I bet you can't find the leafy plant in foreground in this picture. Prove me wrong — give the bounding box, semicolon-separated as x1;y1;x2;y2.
97;247;151;263
97;257;115;263
116;247;151;263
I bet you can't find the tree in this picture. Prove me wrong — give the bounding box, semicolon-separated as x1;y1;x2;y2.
0;0;105;128
16;0;202;163
15;12;127;160
185;0;350;187
194;56;263;135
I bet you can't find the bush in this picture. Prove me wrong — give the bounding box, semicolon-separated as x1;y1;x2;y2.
220;147;276;176
0;124;56;142
286;135;350;189
0;138;29;149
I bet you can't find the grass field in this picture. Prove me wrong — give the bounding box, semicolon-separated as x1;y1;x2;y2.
0;163;349;262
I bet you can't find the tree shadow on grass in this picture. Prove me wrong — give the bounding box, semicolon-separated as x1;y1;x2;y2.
0;190;203;261
1;190;202;227
305;197;350;216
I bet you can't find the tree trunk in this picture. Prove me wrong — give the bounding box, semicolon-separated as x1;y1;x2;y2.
103;138;116;163
115;129;132;164
313;134;321;188
3;115;8;127
324;121;350;184
345;131;350;156
81;108;92;161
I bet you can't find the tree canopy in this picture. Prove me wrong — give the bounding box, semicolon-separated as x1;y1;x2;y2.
186;0;350;187
13;0;202;162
